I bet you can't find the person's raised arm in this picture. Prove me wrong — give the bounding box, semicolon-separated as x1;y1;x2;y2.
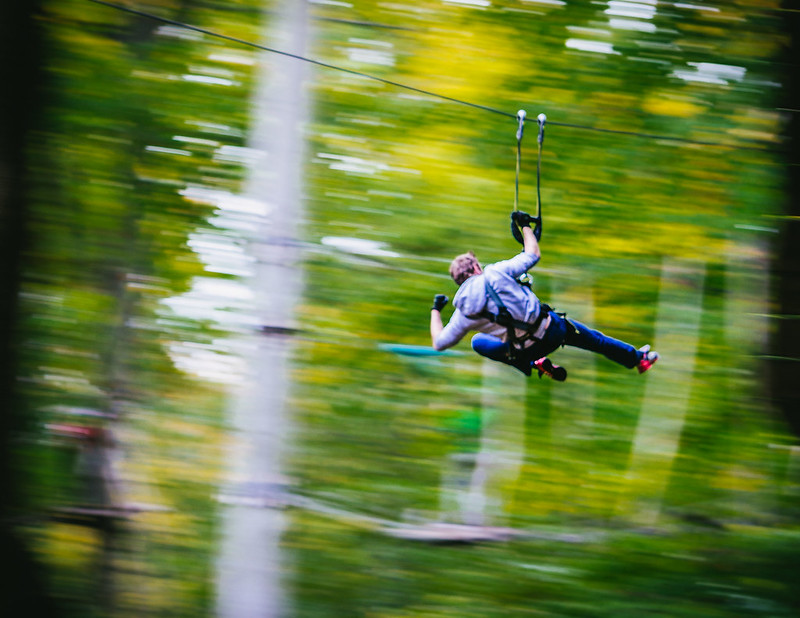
511;210;542;260
522;224;540;259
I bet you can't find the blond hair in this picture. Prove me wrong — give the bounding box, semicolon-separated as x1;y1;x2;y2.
449;251;480;285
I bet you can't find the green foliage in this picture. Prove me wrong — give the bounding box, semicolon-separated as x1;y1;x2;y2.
18;0;264;615
17;0;797;616
293;1;795;616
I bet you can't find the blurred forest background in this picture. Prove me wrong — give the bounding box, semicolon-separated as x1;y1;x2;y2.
1;0;798;616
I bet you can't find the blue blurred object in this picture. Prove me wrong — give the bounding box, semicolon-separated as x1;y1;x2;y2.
379;343;462;357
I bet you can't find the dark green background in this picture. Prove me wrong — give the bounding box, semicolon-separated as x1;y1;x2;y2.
1;0;797;616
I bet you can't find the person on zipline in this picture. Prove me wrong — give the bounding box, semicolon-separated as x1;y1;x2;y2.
429;211;658;379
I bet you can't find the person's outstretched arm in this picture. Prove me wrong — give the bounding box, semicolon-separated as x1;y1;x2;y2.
430;308;443;344
430;294;447;346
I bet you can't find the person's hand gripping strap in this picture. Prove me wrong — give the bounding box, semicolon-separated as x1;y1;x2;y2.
510;210;542;243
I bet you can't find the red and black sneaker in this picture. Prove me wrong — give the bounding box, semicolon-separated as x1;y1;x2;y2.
637;345;659;374
534;357;567;382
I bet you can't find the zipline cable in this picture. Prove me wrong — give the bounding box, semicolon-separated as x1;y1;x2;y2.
87;0;514;120
87;0;777;153
547;119;768;151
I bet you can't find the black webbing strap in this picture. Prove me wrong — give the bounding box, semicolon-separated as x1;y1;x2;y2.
511;111;546;246
514;110;525;214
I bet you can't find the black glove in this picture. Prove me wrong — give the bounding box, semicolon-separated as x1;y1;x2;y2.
510;211;542;244
511;210;535;228
431;294;449;311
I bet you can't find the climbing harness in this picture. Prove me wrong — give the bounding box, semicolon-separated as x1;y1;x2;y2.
511;111;546;245
468;279;551;361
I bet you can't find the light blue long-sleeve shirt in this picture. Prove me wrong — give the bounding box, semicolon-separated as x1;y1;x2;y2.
433;251;546;351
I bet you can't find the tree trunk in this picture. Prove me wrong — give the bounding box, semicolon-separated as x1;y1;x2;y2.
0;1;63;616
768;11;800;439
215;2;311;616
